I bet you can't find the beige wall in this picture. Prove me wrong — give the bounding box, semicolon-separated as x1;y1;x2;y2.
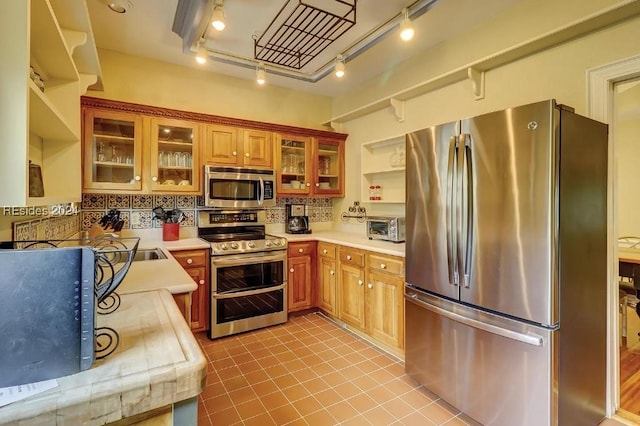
87;49;333;130
332;1;640;230
616;80;640;237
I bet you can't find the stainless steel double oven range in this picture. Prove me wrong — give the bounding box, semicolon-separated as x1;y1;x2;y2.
198;166;287;339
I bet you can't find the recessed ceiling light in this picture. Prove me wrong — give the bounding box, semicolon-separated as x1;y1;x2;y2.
104;0;133;14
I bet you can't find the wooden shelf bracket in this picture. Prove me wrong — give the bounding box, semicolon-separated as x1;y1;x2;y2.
389;98;405;122
467;67;485;100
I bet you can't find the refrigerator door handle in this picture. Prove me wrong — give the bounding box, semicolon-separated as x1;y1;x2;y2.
405;293;544;347
455;134;465;287
460;134;474;287
446;135;458;286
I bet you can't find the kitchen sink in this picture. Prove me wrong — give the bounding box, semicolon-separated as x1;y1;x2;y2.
132;248;167;261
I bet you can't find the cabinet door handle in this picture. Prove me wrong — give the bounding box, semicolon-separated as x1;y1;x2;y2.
368;283;373;289
245;152;250;157
152;176;158;182
199;279;205;285
134;175;141;181
347;255;352;260
186;258;193;264
380;263;386;269
298;248;303;253
330;270;335;275
358;280;363;286
306;182;311;187
290;268;295;273
315;183;320;187
232;151;237;156
323;249;328;254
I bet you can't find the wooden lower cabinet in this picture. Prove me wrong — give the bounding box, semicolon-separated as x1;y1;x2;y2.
170;248;210;332
287;241;316;312
318;255;337;315
338;261;366;329
331;246;405;351
337;247;366;329
366;270;404;349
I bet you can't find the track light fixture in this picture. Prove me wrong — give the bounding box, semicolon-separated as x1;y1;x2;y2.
399;8;415;41
195;41;207;64
211;1;226;31
334;55;345;78
256;62;266;85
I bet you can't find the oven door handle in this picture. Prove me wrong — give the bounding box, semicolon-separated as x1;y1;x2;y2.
212;252;286;267
213;283;286;299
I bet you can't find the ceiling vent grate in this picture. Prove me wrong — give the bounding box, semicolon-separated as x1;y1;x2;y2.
254;0;357;70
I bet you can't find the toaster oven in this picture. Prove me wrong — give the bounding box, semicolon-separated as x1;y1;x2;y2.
366;216;405;243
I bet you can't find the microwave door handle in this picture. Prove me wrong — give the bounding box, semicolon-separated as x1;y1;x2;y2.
258;177;264;206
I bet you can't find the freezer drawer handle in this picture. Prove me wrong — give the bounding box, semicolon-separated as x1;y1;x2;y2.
405;294;544;347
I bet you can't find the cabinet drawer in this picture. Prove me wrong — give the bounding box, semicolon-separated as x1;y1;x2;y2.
288;242;315;257
366;252;404;277
339;247;365;267
171;249;208;268
318;242;336;259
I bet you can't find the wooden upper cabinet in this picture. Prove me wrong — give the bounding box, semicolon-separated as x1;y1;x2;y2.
83;109;144;192
275;134;345;197
313;138;345;197
275;133;313;195
149;117;200;193
242;129;273;168
203;126;273;168
203;124;239;166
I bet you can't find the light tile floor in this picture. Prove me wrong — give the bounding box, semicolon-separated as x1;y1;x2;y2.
195;312;479;425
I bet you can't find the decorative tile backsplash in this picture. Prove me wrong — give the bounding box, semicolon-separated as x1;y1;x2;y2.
8;194;333;240
80;193;333;230
12;214;80;241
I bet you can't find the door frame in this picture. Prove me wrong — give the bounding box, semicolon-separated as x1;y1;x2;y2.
587;53;640;417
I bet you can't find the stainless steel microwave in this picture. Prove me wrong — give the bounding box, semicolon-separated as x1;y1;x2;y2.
204;166;276;209
366;216;406;243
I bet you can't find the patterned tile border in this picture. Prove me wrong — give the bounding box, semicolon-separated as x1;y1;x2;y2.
76;194;334;231
12;215;80;242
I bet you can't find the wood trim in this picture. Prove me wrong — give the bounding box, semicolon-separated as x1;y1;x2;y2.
81;96;348;141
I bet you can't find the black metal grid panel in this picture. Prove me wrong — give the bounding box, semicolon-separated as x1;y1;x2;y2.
254;0;357;69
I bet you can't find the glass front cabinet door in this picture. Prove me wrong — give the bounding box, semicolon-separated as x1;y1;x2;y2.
276;134;312;195
83;109;143;191
313;138;344;197
150;118;200;193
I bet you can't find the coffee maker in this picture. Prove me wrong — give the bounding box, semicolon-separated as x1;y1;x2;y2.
285;204;311;234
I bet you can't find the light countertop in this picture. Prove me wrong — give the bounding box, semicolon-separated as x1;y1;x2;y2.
271;231;406;257
0;290;207;425
117;238;210;296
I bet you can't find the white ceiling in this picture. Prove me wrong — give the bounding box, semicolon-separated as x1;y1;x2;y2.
87;0;525;97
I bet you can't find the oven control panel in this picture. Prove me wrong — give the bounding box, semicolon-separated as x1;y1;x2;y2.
210;235;287;255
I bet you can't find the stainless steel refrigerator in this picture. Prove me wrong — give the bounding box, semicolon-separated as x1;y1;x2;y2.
405;99;608;426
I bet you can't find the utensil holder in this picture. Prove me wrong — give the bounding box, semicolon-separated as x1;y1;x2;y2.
162;223;179;241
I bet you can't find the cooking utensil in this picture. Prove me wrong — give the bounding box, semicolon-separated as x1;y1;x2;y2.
99;209;121;230
152;207;167;222
171;208;184;224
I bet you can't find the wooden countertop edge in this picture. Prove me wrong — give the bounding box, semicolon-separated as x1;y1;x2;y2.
0;291;207;425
